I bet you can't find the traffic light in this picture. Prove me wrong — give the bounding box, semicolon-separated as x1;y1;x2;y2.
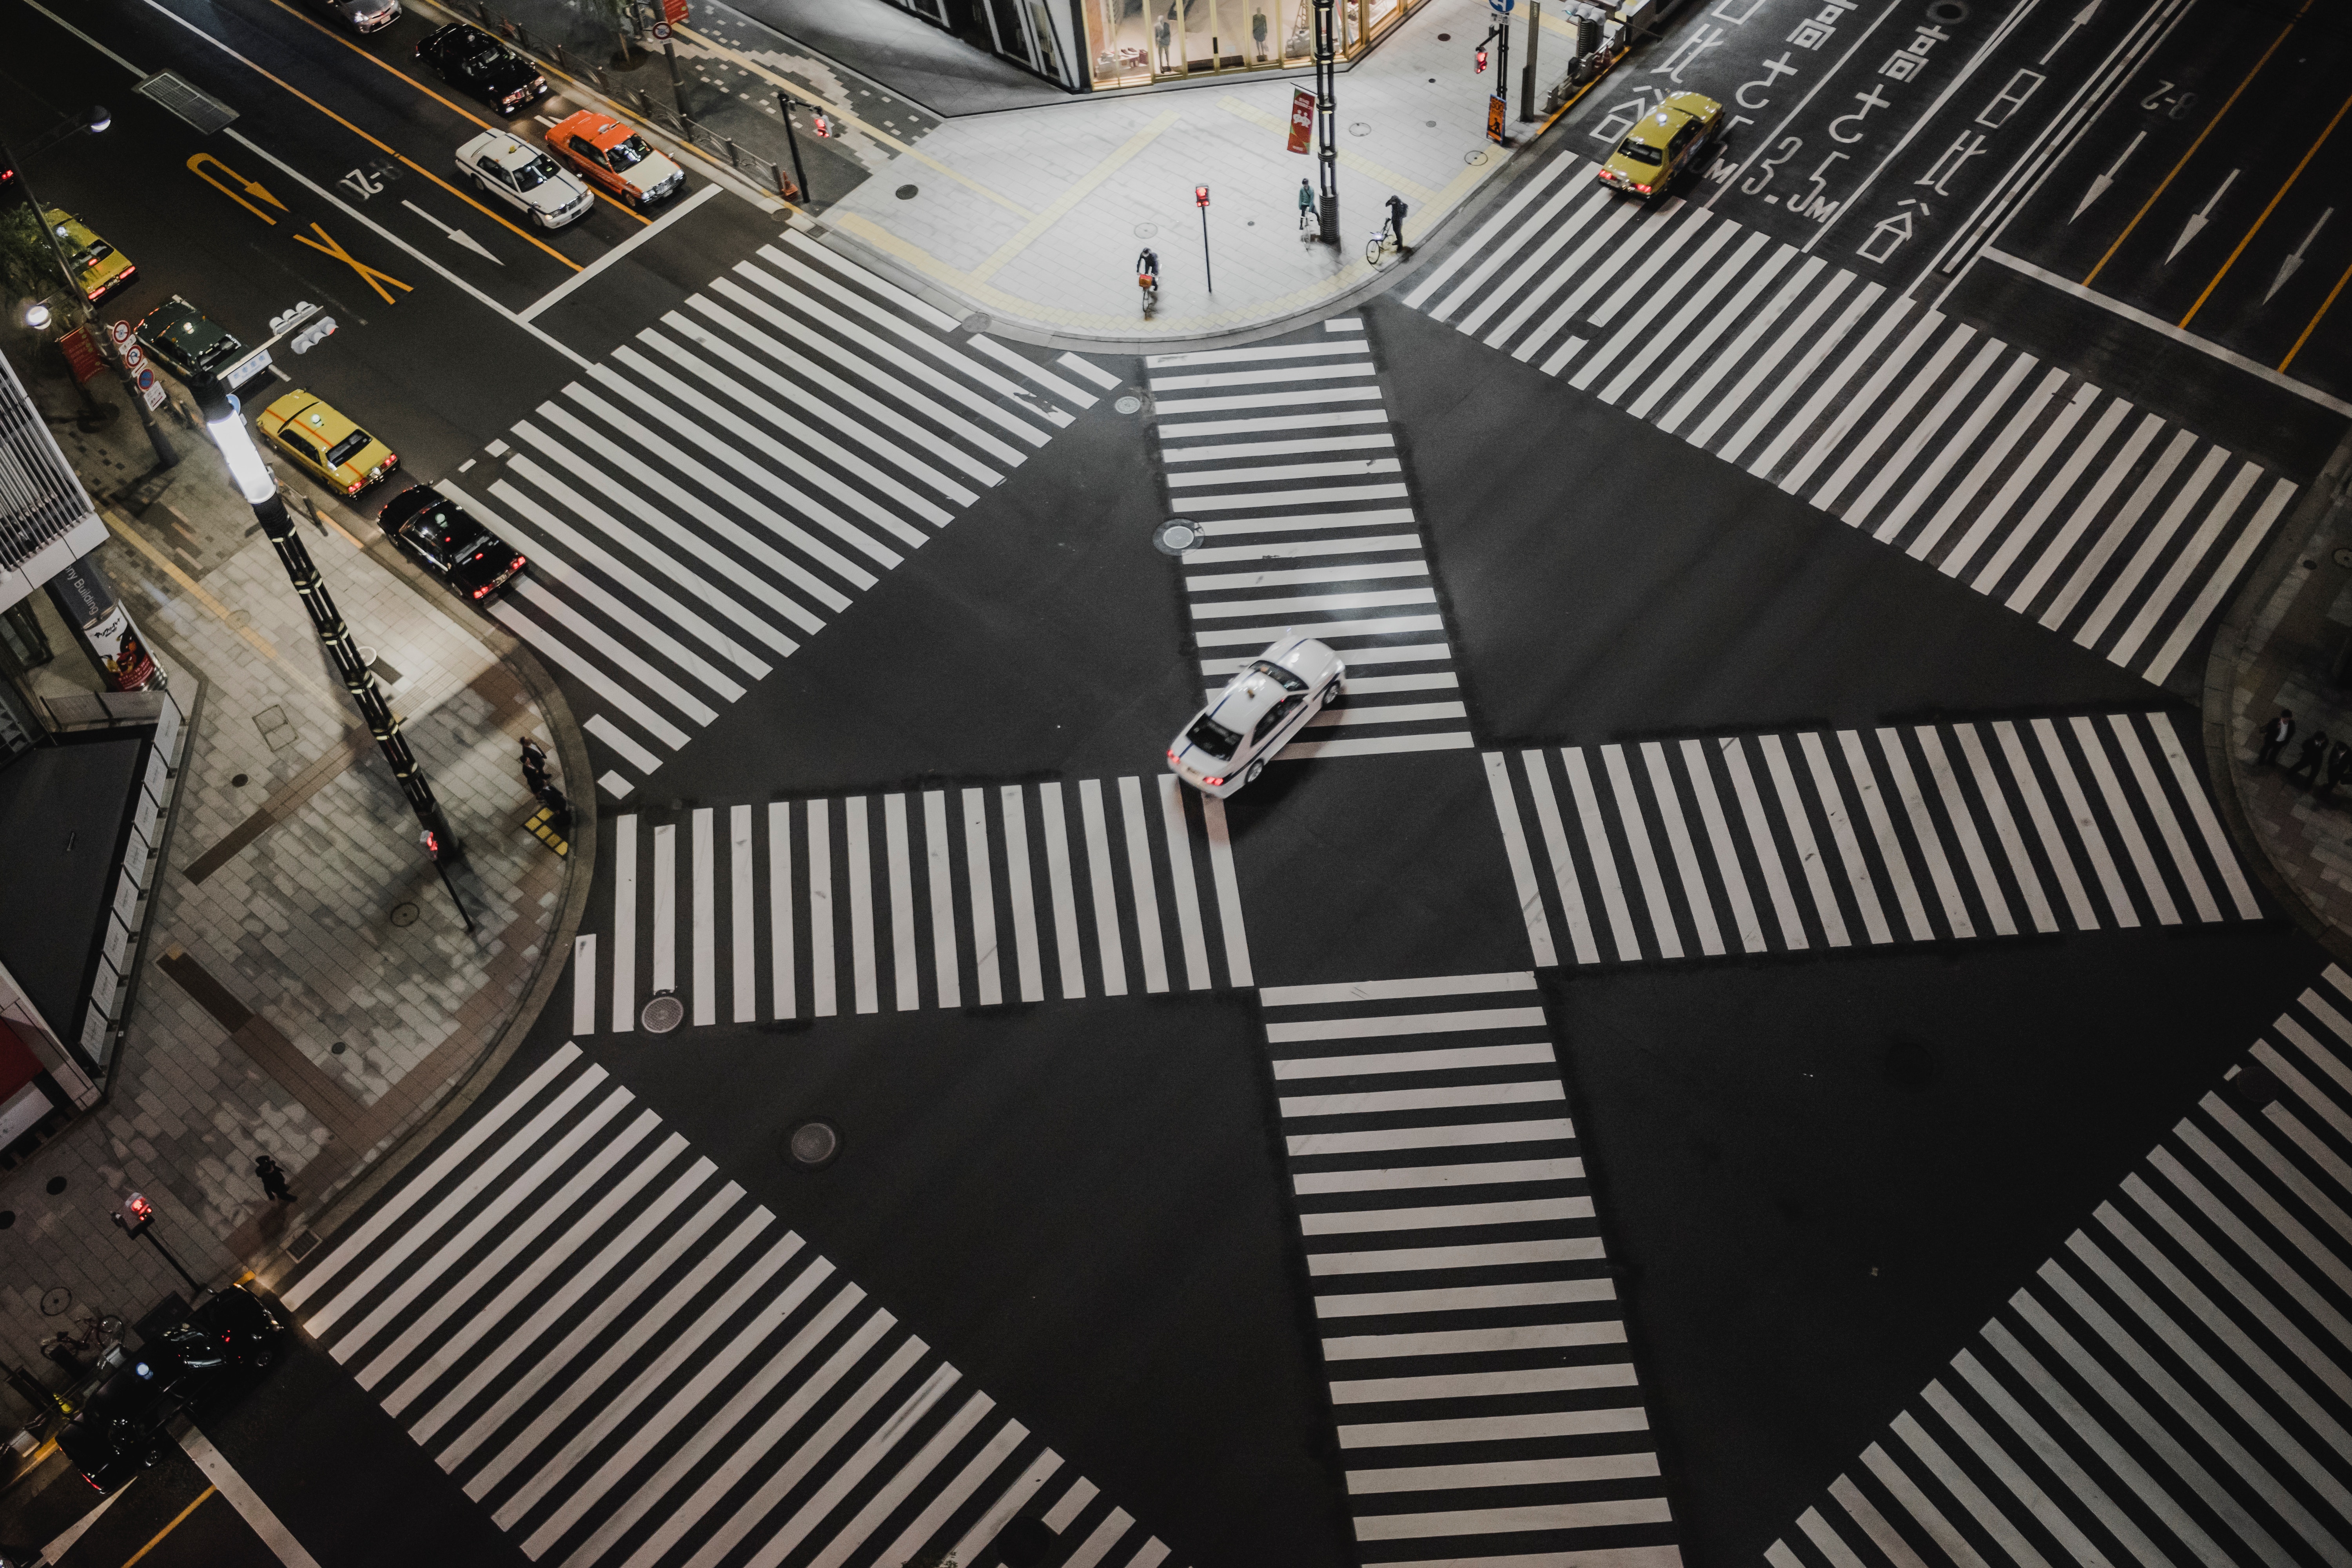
421;827;445;862
1195;184;1210;207
114;1192;154;1235
811;110;833;138
1474;44;1487;71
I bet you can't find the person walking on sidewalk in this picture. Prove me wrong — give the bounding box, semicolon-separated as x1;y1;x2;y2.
2288;730;2330;788
520;735;551;786
2323;741;2352;805
2258;708;2296;767
1385;193;1409;251
256;1153;294;1203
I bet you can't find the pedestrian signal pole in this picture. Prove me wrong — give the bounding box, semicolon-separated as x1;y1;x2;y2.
1196;184;1214;292
1312;0;1338;243
774;90;811;204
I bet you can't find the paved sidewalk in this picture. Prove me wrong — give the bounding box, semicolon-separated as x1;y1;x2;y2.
0;356;590;1387
2209;427;2352;959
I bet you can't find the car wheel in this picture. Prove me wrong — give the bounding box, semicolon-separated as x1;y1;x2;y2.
1243;758;1265;787
249;1340;276;1370
1321;679;1343;708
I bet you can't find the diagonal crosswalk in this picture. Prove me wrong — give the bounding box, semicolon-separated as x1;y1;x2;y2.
574;775;1252;1035
1405;158;2301;688
1256;972;1681;1568
1481;712;2259;967
1145;318;1476;761
436;231;1115;800
280;1042;1185;1568
1766;965;2352;1568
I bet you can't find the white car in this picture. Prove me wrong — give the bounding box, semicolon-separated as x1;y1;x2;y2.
1167;635;1346;797
456;133;593;229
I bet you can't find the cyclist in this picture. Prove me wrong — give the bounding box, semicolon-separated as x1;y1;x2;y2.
1298;178;1317;232
1136;245;1160;301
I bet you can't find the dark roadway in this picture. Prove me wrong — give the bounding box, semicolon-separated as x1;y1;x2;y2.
5;0;2350;1563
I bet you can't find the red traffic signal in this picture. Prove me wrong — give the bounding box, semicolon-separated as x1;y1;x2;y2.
1474;45;1488;71
1195;184;1210;207
811;111;833;138
115;1192;155;1233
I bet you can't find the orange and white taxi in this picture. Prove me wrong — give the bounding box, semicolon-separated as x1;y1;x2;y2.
545;111;685;210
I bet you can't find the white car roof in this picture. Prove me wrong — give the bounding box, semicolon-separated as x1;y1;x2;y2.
465;135;546;171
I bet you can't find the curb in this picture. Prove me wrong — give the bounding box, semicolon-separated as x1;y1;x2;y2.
2200;422;2352;965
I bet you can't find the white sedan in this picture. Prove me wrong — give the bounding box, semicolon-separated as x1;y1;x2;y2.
1167;635;1346;797
456;132;593;229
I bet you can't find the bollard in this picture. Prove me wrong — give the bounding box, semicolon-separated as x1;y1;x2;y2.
722;135;740;167
595;65;610;91
553;42;569;71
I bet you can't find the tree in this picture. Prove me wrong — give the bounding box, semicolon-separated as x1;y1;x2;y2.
0;201;64;309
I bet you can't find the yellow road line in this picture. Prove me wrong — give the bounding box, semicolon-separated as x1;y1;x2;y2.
258;0;652;225
1216;96;1437;204
2084;1;2307;287
120;1485;216;1568
2281;251;2352;372
104;511;283;663
2181;85;2352;328
970;111;1181;283
672;23;1036;219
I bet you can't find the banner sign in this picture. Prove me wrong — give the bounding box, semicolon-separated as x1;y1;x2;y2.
1288;88;1314;154
58;326;104;385
45;559;160;693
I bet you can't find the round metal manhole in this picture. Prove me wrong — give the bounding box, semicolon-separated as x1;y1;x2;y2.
2334;547;2352;569
390;902;420;927
41;1287;71;1317
1133;221;1158;239
895;183;919;199
0;1212;14;1230
641;993;685;1033
786;1119;841;1169
1436;30;1450;39
231;773;249;788
1115;395;1143;414
1154;518;1203;555
1348;121;1372;137
1925;0;1967;17
1465;149;1491;166
963;313;993;335
45;1176;66;1196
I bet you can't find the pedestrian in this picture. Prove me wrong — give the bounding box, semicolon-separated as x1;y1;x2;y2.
2287;730;2329;788
255;1153;294;1203
520;735;550;782
1385;192;1409;250
2323;740;2352;804
1297;178;1316;233
2258;708;2296;767
535;777;575;829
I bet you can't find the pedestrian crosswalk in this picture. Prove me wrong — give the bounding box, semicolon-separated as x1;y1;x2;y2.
1766;965;2352;1568
1405;158;2302;688
1144;318;1477;760
280;1042;1185;1568
1256;971;1680;1567
1482;711;2259;967
436;231;1116;800
575;775;1252;1035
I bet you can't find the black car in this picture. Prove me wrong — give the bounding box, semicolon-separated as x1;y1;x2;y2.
56;1288;282;1494
135;296;272;392
381;484;526;602
415;23;548;114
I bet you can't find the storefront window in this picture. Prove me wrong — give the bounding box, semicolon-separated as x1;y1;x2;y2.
1084;0;1417;86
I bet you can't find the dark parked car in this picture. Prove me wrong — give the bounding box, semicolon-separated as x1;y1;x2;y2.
135;296;272;392
380;484;526;602
56;1288;282;1494
415;23;548;114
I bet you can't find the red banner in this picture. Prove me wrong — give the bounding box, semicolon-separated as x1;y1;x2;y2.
1287;87;1314;154
57;325;104;385
663;0;688;21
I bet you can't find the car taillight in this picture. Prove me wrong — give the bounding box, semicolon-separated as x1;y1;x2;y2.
1165;748;1178;764
1202;776;1224;787
85;1474;104;1492
347;479;363;494
510;555;526;570
473;583;492;598
1635;183;1652;194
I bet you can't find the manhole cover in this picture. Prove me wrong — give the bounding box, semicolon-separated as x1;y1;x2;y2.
1436;30;1450;39
1348;121;1371;136
330;1040;347;1055
390;902;419;927
41;1287;71;1316
963;313;992;334
231;772;249;787
45;1176;66;1196
1465;149;1490;165
1926;0;1968;17
1133;221;1158;239
1155;518;1202;555
1426;119;1436;127
642;993;685;1033
0;1212;14;1230
2334;547;2352;568
895;183;919;198
786;1119;840;1168
1115;395;1143;414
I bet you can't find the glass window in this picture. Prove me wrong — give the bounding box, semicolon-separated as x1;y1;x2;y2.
1186;713;1242;760
510;154;562;191
325;429;374;466
1614;138;1666;167
1252;695;1303;744
1247;659;1307;691
606;136;652;170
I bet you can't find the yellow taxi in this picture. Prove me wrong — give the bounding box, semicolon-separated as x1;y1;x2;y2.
44;209;138;304
1596;92;1724;201
258;391;399;496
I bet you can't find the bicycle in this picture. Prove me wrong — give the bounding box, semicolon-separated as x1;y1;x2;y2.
1365;224;1401;268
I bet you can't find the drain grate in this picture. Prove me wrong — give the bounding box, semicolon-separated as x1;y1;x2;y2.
641;993;684;1033
137;71;238;134
285;1228;323;1261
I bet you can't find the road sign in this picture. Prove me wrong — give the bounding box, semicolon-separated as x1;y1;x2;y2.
121;343;143;372
1489;0;1513;14
650;20;671;39
108;319;132;346
144;382;166;410
1487;93;1506;143
135;368;154;393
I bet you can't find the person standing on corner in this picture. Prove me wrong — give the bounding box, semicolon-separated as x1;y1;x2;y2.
2323;740;2352;805
256;1153;294;1203
2288;729;2330;788
1385;192;1409;251
2257;708;2295;766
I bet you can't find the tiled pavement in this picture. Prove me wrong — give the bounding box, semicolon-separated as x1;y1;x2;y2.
0;396;585;1377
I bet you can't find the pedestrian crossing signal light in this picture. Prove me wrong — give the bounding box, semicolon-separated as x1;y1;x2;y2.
811;111;833;137
1475;45;1487;71
115;1192;154;1235
1195;184;1210;207
421;828;447;862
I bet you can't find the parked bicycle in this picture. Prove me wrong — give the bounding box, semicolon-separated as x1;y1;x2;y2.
1365;225;1400;268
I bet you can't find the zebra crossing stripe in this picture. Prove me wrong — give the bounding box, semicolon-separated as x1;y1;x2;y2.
280;1044;1184;1568
1768;966;2352;1568
591;777;1254;1032
1414;167;2300;686
1483;712;2256;966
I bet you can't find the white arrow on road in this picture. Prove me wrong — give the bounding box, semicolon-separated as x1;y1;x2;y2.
2038;0;2098;65
2266;207;2333;302
2073;129;2143;221
2166;167;2240;262
401;197;503;265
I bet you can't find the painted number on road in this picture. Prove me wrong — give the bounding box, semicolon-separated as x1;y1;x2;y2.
340;167;386;199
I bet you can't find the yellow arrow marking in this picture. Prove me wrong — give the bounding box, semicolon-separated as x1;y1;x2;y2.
293;223;414;305
187;153;289;225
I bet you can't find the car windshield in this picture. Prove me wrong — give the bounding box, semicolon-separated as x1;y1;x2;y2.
462;44;505;68
606;136;652;170
71;241;114;267
510;154;562;190
325;429;374;466
1614;138;1666;167
1246;659;1307;692
1185;714;1243;761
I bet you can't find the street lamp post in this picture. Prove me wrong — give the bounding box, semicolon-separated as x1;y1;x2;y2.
1312;0;1338;244
774;91;811;205
3;107;178;469
193;382;472;930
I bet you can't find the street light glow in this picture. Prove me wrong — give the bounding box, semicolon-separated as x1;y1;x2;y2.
24;301;51;330
206;396;278;504
86;106;111;134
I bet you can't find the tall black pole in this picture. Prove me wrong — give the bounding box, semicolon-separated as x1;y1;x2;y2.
1199;203;1214;291
1494;13;1510;141
775;91;811;204
1;124;178;469
141;1228;205;1298
1313;0;1338;243
1520;0;1540;122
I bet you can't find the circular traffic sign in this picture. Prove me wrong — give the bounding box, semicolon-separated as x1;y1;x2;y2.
1489;0;1513;12
109;319;132;345
121;344;143;371
651;20;671;39
136;368;155;391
